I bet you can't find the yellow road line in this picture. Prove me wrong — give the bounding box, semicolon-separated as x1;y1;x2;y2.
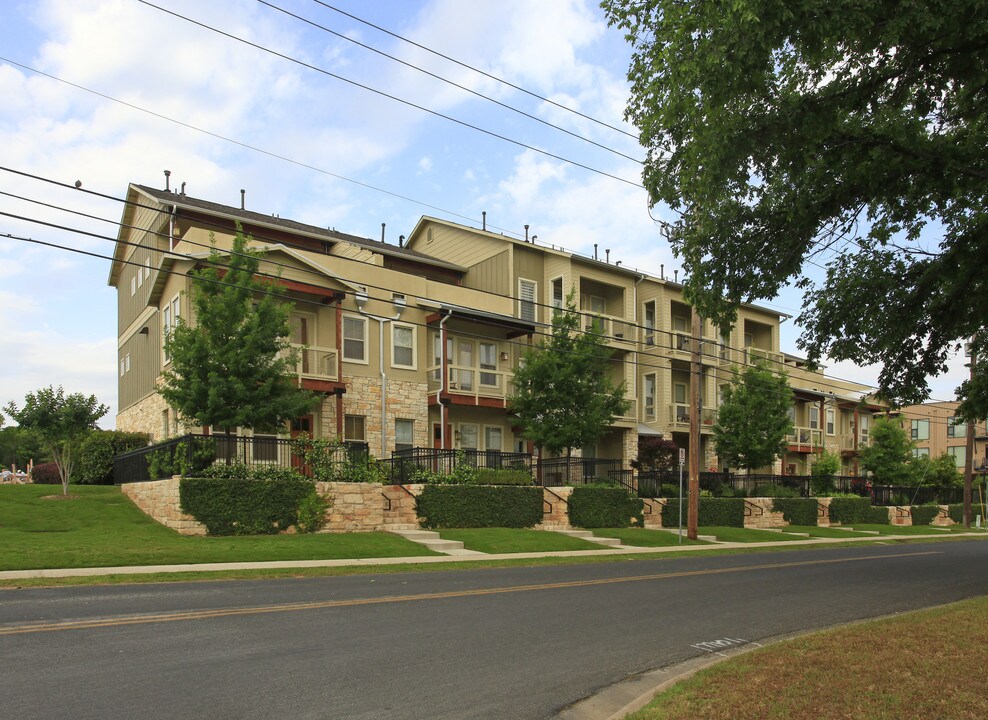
0;551;939;636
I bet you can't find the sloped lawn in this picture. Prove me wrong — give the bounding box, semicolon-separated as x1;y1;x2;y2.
0;485;437;570
438;528;606;553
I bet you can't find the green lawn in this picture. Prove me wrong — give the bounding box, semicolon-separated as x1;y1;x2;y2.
701;526;807;543
782;525;873;538
0;485;438;570
437;528;606;553
848;523;959;535
627;596;988;720
592;527;711;547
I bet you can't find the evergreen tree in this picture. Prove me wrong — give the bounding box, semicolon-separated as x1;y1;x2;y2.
508;294;630;464
713;361;794;473
160;225;318;436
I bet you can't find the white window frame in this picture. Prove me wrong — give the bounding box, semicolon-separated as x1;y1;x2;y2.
947;445;966;468
947;418;967;438
550;276;564;309
911;418;929;441
342;314;368;364
394;419;414;452
518;278;537;322
391;322;416;369
344;414;366;442
162;294;180;365
826;408;836;436
457;423;479;450
479;341;499;388
644;373;656;420
130;276;136;296
809;406;820;430
913;447;930;458
643;301;656;345
483;425;503;451
144;258;151;281
673;382;687;405
137;263;144;288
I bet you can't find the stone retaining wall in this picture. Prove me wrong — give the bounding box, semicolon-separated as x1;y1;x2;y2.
121;476;206;535
536;486;574;530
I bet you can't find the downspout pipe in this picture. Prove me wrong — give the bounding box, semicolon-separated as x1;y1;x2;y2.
436;311;451;449
356;292;405;457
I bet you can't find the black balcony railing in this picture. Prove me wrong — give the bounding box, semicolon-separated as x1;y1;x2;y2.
381;448;533;483
113;433;369;484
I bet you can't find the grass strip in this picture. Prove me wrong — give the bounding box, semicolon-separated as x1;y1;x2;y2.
438;528;606;553
592;528;710;547
627;596;988;720
702;527;806;543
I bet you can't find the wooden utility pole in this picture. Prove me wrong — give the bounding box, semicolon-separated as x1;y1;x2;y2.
963;343;976;528
688;310;701;540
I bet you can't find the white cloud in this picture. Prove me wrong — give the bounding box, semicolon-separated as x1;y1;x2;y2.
418;156;433;173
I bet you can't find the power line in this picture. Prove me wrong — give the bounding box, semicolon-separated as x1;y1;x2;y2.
135;0;644;189
257;0;643;164
308;0;641;142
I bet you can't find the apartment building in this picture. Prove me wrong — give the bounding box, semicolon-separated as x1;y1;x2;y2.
109;181;880;472
889;401;988;471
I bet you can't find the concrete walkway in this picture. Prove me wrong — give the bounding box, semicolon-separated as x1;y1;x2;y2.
2;530;984;581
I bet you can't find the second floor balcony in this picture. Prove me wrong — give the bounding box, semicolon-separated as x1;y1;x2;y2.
428;363;511;400
285;343;338;382
669;404;717;429
788;426;823;450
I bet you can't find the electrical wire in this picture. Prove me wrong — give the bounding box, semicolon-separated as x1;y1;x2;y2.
135;0;644;189
307;0;641;142
257;0;643;164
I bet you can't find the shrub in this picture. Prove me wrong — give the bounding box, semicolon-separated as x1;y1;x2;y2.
772;498;818;526
753;484;800;498
77;430;151;484
948;503;988;524
660;483;680;498
180;467;314;535
472;468;533;485
910;505;940;526
295;490;332;533
416;485;543;528
32;461;61;484
866;506;891;524
568;486;644;528
147;437;216;479
662;497;745;527
828;497;873;525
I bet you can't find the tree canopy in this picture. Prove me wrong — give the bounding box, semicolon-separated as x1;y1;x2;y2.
3;386;108;495
713;360;794;473
508;294;630;458
604;0;988;420
858;416;918;485
160;225;319;434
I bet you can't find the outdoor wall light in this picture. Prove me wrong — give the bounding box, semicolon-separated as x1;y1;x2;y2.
500;352;509;361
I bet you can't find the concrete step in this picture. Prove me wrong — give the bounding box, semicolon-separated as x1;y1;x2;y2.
390;529;470;554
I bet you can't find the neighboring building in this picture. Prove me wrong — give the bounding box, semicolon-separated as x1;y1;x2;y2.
888;401;988;472
109;180;880;472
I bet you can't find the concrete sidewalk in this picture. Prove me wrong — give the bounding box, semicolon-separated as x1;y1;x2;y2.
2;530;984;581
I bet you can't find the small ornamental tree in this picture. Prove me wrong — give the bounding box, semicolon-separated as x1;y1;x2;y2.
810;449;842;495
713;360;794;474
160;224;319;438
3;386;108;495
858;416;917;485
631;435;679;474
508;293;630;472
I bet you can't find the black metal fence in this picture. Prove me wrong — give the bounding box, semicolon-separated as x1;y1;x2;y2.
534;458;627;487
381;448;532;483
113;433;369;484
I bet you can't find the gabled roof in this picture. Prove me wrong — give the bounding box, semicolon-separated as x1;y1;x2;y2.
108;184;464;287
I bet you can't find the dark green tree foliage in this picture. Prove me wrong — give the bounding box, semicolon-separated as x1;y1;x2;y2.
568;486;644;528
0;426;47;468
160;225;318;433
3;386;108;495
713;361;794;472
508;293;630;457
912;452;963;491
858;417;917;485
604;0;988;420
76;430;151;484
631;435;680;473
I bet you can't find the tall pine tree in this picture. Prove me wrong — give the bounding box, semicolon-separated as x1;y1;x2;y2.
160;225;318;436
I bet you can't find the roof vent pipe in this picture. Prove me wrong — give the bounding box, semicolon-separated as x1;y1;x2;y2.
164;170;171;192
240;189;245;210
605;249;610;263
674;269;679;283
381;222;386;243
524;224;529;242
594;243;598;260
180;181;186;195
399;234;405;248
660;264;664;280
482;211;487;231
531;235;537;243
616;261;622;267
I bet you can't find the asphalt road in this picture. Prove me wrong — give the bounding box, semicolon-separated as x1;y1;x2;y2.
2;541;986;720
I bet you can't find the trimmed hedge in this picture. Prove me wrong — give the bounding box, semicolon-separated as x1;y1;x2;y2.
568;486;644;528
77;430;151;484
866;506;891;524
772;498;818;526
180;470;315;535
948;503;987;523
416;485;543;528
910;505;940;526
828;497;873;525
662;497;745;527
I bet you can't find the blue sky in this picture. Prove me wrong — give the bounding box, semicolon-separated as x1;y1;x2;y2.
0;0;967;428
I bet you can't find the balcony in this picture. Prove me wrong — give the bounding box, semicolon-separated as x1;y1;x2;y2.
669;333;719;359
286;344;338;381
583;313;634;344
840;434;871;453
669;404;717;429
428;363;510;400
745;347;784;366
788;426;823;451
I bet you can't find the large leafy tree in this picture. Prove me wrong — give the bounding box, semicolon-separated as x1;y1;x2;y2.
713;361;794;473
858;416;918;485
604;0;988;420
3;386;108;495
508;294;630;463
160;225;318;435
